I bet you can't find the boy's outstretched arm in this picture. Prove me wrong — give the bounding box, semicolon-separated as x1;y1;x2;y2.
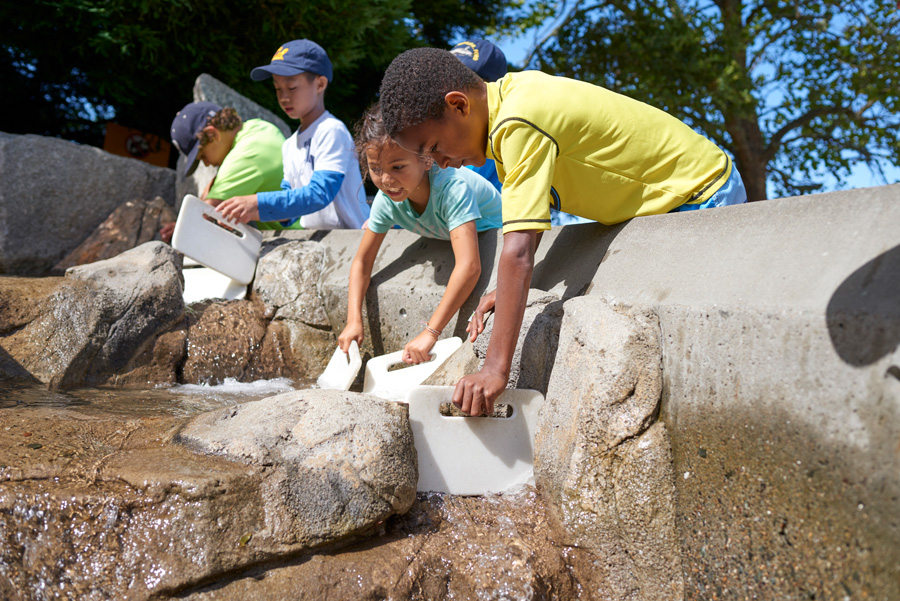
216;171;344;224
466;230;544;342
453;229;538;416
339;229;386;353
403;221;481;364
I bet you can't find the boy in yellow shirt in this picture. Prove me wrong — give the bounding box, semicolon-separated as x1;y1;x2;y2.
379;47;746;416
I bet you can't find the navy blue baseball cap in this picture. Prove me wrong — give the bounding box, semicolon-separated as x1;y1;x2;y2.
170;101;221;176
250;39;333;82
450;39;508;82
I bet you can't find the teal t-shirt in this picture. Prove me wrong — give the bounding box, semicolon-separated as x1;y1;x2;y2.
367;166;502;239
207;119;285;201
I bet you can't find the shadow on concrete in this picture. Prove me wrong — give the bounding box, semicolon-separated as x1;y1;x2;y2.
826;243;900;367
451;231;499;341
532;223;623;300
363;231;500;355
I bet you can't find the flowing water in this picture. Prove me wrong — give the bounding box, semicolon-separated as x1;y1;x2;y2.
0;377;304;418
0;380;604;600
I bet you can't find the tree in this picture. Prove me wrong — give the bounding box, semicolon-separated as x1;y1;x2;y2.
0;0;521;158
522;1;900;200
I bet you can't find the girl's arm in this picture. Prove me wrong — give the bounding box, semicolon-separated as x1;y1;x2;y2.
403;221;481;364
338;228;386;353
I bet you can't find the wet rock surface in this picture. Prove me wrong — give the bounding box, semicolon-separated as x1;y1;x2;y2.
0;243;184;389
180;489;608;601
0;389;418;600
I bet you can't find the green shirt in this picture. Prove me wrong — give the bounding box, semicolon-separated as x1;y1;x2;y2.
485;71;732;232
207;119;285;201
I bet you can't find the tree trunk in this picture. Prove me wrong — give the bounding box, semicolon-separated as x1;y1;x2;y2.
726;116;768;201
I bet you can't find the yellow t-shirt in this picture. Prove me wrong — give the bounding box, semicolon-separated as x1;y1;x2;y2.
486;71;732;232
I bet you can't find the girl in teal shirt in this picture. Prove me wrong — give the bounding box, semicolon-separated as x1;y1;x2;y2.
338;103;501;364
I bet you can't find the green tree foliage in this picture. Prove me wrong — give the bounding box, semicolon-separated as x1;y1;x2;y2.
0;0;518;157
526;1;900;200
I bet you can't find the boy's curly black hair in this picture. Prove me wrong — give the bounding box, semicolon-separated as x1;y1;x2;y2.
379;47;482;138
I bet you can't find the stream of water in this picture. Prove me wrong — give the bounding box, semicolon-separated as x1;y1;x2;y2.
0;377;309;417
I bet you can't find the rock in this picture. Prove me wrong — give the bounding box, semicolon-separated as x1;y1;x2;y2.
534;295;683;600
111;326;187;388
65;242;185;385
175;73;292;205
0;242;184;388
424;289;564;390
0;408;599;601
52;197;177;273
0;132;175;275
253;240;336;378
182;489;598;601
181;299;270;385
254;241;330;326
176;389;418;547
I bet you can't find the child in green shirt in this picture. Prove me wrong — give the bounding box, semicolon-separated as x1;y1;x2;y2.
164;102;285;240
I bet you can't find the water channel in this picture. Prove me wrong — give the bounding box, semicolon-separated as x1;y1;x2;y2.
0;378;607;600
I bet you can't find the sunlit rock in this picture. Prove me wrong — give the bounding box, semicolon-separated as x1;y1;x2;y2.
0;242;183;388
253;240;335;377
176;389;417;547
534;295;683;599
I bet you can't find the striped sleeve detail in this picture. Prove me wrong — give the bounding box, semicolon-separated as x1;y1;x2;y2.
489;117;560;165
687;154;731;203
503;218;552;227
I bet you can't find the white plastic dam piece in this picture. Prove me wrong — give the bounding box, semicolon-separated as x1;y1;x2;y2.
317;341;362;391
406;385;545;495
362;337;463;402
182;266;247;304
171;194;263;285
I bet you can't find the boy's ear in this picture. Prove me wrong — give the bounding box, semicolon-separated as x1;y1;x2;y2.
202;125;220;140
316;75;328;94
444;91;470;117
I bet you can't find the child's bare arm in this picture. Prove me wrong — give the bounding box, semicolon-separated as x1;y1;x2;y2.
403;221;481;364
452;229;538;415
339;229;385;353
466;230;543;342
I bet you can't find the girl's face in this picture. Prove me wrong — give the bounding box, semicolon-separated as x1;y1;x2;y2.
365;139;430;203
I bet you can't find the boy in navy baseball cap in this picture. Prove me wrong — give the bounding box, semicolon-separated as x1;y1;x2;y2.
170;101;221;176
449;39;508;83
216;40;369;230
250;39;333;82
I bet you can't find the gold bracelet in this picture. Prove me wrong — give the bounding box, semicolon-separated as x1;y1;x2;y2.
421;322;441;337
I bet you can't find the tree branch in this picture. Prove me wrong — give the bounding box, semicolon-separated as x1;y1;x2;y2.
764;106;856;162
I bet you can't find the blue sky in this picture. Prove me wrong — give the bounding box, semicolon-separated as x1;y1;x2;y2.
495;32;898;196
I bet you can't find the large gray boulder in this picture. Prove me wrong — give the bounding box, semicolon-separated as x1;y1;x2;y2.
0;242;184;388
0;132;175;275
534;296;684;600
253;240;336;378
176;389;418;548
